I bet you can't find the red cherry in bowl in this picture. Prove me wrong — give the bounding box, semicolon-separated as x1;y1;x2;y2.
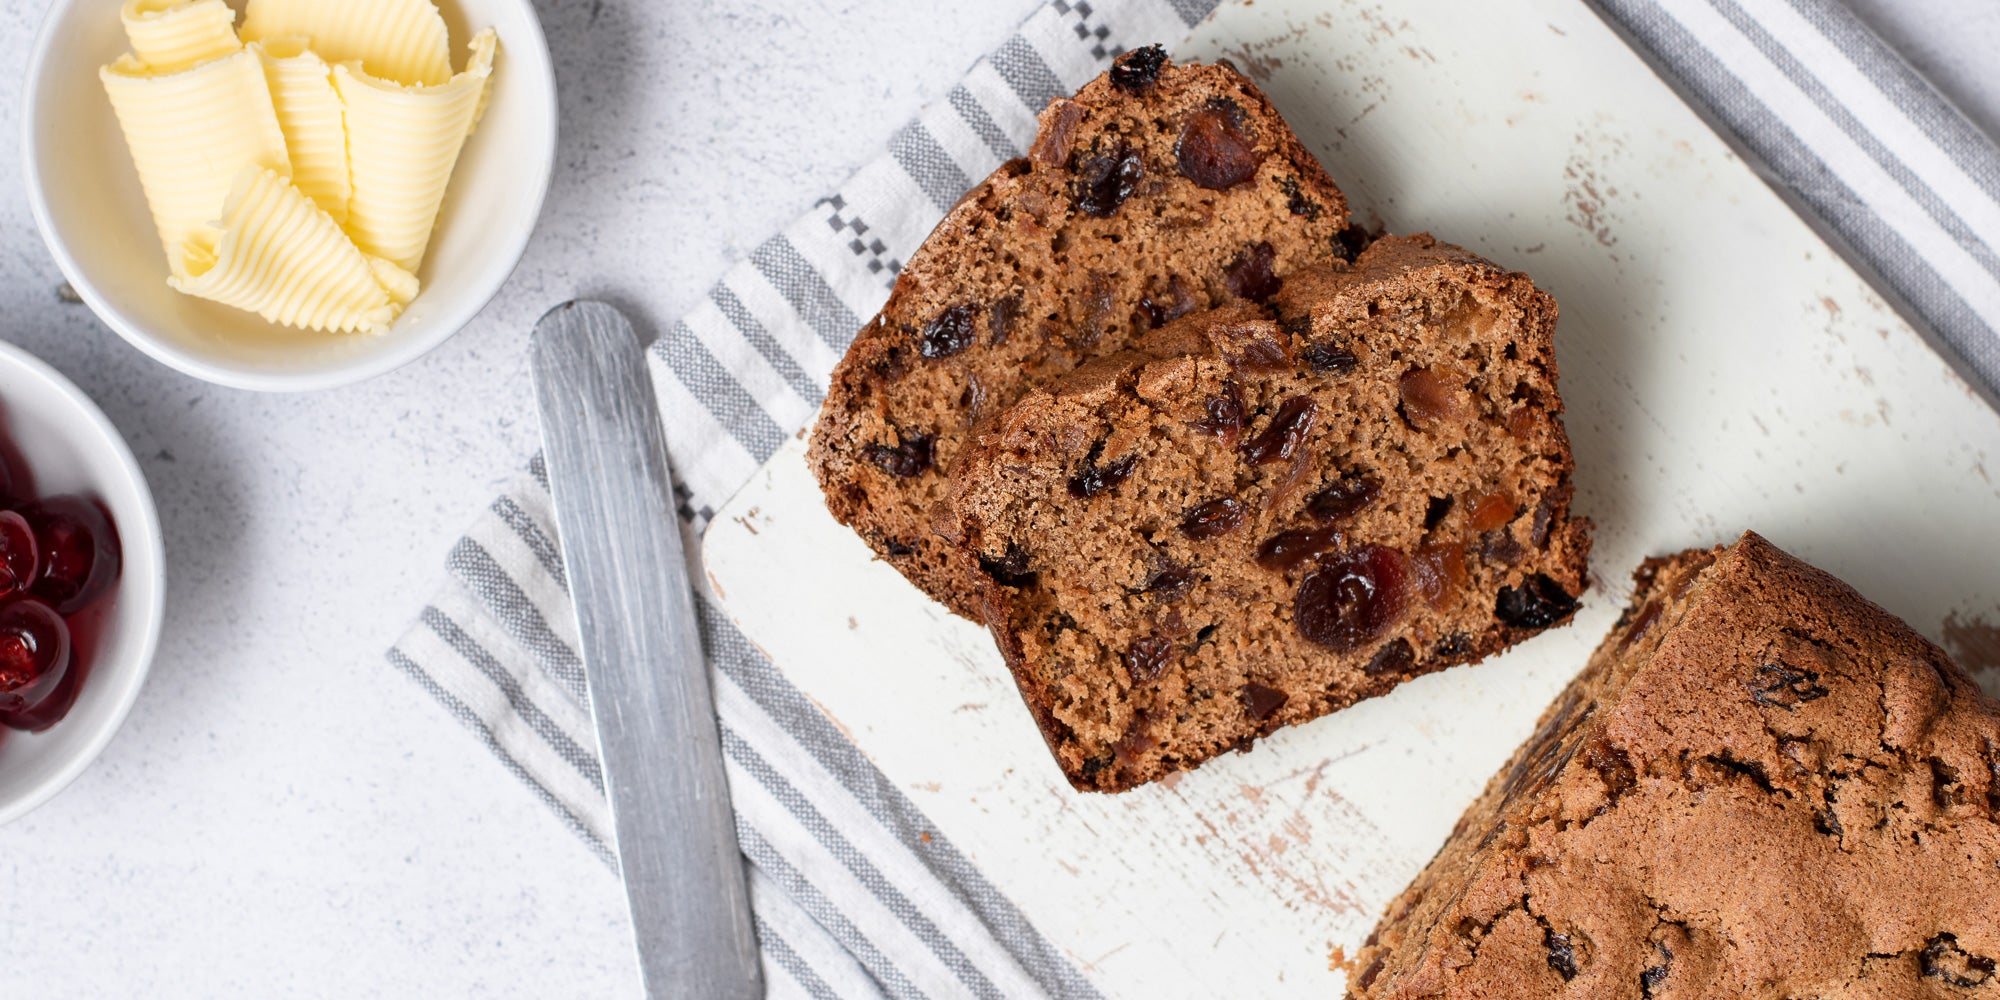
0;598;71;717
20;496;121;616
0;511;37;597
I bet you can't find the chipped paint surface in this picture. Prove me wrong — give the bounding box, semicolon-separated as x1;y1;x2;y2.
703;0;2000;995
1944;611;2000;682
1563;140;1624;251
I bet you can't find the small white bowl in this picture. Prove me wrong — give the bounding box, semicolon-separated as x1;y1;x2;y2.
0;341;165;826
20;0;557;392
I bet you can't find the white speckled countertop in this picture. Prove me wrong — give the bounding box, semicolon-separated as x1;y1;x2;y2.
0;0;1993;995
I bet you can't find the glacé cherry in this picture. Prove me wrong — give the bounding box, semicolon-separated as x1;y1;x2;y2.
21;496;121;616
0;599;71;718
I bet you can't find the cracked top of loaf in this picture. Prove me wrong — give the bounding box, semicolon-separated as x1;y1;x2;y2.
1349;531;2000;999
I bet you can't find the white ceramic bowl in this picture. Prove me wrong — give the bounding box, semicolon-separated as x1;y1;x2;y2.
20;0;557;392
0;341;165;826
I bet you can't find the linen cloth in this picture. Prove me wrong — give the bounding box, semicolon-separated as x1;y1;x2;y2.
389;0;2000;996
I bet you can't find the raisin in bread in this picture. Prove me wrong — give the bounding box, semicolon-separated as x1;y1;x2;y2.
1349;532;2000;999
941;235;1591;792
808;46;1355;619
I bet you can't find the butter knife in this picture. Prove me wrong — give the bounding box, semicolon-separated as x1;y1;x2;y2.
530;301;763;1000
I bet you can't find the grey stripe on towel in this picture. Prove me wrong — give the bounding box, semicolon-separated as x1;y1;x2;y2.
1586;0;2000;405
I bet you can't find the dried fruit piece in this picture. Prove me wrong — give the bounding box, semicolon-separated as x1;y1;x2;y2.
1618;600;1663;650
1176;99;1264;190
1337;223;1378;260
1921;934;1996;988
918;304;978;358
1364;638;1416;676
1190;383;1245;449
1241;681;1287;722
1125;634;1175;684
1277;175;1322;219
1241;396;1317;465
1139;275;1196;329
1434;633;1475;658
1139;564;1194;595
1073;141;1144;218
1308;473;1381;522
1223;241;1282;302
1068;441;1138;499
1263;447;1317;516
1108;45;1168;93
1113;712;1158;765
1212;321;1292;371
1636;940;1677;1000
1747;663;1830;710
1530;491;1560;548
1468;491;1518;534
1030;99;1086;168
1480;529;1526;566
1503;404;1539;442
1303;343;1358;374
1073;271;1120;349
1256;528;1341;571
987;294;1021;347
959;374;988;425
1180;498;1247;540
980;543;1037;588
863;433;935;479
1545;930;1579;981
1495;574;1580;629
1580;735;1636;803
1400;366;1471;430
1296;545;1410;652
1411;541;1468;610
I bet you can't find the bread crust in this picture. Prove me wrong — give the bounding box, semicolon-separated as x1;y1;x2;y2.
1350;531;2000;999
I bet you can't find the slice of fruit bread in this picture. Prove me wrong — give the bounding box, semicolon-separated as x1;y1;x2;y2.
1349;532;2000;999
808;45;1356;619
941;234;1591;792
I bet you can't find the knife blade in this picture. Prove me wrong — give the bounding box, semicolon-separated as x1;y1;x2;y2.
530;300;763;1000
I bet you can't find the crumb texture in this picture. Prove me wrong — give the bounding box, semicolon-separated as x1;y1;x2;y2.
807;48;1353;618
945;235;1591;792
1350;532;2000;999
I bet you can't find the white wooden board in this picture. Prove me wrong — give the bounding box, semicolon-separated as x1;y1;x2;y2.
702;0;2000;995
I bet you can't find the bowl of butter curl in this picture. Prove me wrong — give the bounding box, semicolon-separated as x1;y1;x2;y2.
22;0;557;392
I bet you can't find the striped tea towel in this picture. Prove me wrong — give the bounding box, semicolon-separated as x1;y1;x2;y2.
389;0;2000;997
1589;0;2000;407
